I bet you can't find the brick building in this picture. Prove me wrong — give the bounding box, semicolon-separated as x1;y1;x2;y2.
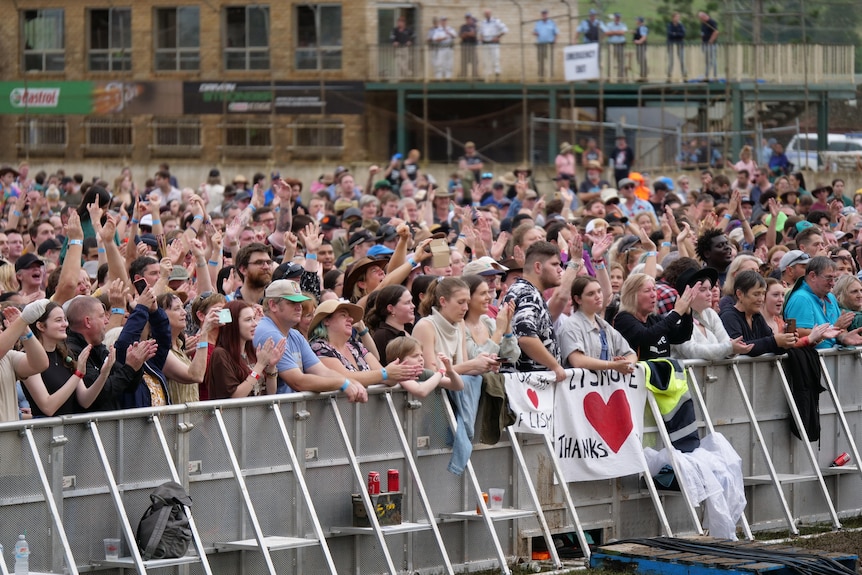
0;0;576;168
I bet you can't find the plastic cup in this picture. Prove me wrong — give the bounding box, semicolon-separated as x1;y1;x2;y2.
488;488;505;510
104;538;121;560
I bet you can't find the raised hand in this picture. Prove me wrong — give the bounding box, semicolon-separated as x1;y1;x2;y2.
99;213;118;245
66;210;84;242
76;345;93;374
126;340;158;371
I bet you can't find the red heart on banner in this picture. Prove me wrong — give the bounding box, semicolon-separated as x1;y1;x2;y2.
583;390;634;453
526;388;539;408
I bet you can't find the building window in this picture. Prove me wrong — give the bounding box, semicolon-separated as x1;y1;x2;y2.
288;120;344;156
89;8;132;71
155;7;200;71
22;9;65;72
222;121;272;157
224;6;270;70
84;119;133;153
295;5;342;70
151;119;201;155
17;118;67;153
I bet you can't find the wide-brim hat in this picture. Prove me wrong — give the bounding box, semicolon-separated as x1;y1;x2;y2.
343;257;388;300
308;298;364;335
586;160;603;171
811;185;833;197
514;165;533;177
560;142;573;154
499;172;517;187
675;266;719;295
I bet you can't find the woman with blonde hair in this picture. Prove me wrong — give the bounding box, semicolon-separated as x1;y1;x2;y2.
728;145;757;180
718;254;762;313
614;272;695;360
0;264;20;293
834;274;862;331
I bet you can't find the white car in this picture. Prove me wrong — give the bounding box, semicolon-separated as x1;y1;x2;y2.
785;133;862;171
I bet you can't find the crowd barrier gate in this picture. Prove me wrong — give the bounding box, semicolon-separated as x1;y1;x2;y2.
0;350;860;575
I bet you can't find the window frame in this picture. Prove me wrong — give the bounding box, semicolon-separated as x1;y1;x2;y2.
83;118;134;155
294;4;343;71
16;117;68;154
150;118;202;156
223;5;271;71
88;7;132;72
21;9;66;72
154;6;201;71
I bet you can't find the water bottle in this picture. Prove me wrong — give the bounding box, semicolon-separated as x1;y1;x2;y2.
14;532;29;575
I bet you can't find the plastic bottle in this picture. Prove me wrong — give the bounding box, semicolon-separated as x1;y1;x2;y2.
14;532;29;575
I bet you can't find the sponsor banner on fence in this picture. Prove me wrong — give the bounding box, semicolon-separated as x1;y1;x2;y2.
182;81;365;115
564;43;600;81
505;366;647;482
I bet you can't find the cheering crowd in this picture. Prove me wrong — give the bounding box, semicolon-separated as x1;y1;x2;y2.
0;154;861;446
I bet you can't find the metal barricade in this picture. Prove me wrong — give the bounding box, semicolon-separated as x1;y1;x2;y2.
1;350;862;574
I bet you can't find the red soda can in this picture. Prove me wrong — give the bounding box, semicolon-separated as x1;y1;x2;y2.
387;469;399;492
831;452;851;467
368;472;381;494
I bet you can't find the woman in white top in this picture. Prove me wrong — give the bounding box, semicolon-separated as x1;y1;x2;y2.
671;267;753;360
462;275;520;365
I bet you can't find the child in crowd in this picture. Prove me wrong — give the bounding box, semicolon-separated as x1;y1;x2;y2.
385;336;462;398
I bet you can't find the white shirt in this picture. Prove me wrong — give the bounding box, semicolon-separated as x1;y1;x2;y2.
478;17;508;42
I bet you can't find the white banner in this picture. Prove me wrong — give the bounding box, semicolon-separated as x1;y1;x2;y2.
504;366;648;482
505;371;556;435
563;43;600;81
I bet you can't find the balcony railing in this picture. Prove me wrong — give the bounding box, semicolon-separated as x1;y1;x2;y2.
367;42;855;85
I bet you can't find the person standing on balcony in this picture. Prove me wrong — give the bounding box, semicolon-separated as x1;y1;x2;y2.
699;11;719;81
605;13;627;81
460;14;479;79
533;9;559;80
431;16;457;79
478;9;508;79
666;12;686;81
574;9;604;44
390;16;414;79
633;16;648;81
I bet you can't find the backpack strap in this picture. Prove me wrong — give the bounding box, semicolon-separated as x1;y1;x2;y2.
143;504;173;559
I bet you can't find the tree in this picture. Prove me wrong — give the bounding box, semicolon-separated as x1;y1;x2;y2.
648;0;721;44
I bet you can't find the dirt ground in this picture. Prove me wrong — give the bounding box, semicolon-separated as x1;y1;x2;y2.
788;528;862;557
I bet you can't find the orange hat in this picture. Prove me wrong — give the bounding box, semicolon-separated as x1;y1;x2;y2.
628;172;650;201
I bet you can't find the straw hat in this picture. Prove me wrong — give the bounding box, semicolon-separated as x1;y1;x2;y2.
308;299;364;335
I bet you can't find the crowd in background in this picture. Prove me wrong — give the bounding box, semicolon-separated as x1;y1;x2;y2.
0;147;860;461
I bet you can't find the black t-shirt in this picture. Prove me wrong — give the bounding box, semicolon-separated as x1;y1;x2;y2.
391;27;414;45
23;349;80;417
701;18;718;43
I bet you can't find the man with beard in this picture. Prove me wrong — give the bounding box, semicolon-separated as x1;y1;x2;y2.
16;253;46;301
695;229;734;285
234;242;273;303
502;241;566;380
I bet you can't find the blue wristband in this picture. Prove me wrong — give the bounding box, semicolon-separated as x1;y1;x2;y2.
111;308;125;315
357;328;369;337
197;341;209;349
249;204;256;213
503;333;514;339
340;380;350;392
13;210;22;217
661;242;672;247
193;215;204;221
131;218;140;225
19;330;33;341
151;220;161;226
407;257;417;268
69;239;83;246
97;247;106;254
381;368;388;381
305;253;317;260
208;260;219;266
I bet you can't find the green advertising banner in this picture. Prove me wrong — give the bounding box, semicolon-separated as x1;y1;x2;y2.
0;81;183;115
0;81;93;114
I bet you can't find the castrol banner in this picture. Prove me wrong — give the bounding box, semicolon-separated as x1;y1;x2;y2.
505;366;648;482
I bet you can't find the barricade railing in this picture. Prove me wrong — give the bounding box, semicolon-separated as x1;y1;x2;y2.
366;43;855;85
1;349;861;574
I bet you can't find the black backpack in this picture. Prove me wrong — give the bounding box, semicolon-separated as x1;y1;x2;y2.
136;481;193;560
